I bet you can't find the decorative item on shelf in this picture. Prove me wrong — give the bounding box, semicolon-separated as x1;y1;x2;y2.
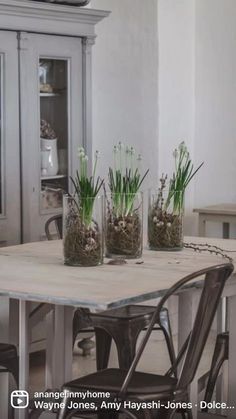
41;185;63;210
105;142;149;259
148;142;203;251
40;119;59;176
39;60;53;93
63;148;104;267
41;148;50;176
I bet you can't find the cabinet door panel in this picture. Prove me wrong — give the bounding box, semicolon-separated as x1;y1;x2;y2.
19;33;83;242
0;31;21;246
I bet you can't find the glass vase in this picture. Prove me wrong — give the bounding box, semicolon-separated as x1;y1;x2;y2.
105;192;143;259
63;195;104;266
148;190;184;251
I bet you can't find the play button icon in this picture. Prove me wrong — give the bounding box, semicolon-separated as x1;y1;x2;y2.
11;391;29;408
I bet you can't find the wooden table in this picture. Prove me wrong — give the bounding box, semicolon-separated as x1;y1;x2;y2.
0;237;236;419
194;203;236;238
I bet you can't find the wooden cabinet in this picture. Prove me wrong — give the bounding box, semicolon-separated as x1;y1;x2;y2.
0;0;109;245
20;33;83;242
0;31;21;246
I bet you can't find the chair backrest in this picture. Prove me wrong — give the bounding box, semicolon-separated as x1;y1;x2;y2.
119;263;234;397
45;214;63;240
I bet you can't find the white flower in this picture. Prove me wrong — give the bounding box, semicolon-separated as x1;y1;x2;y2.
83;155;89;162
78;147;85;158
179;141;188;154
118;141;124;150
173;149;178;159
130;146;135;155
95;150;100;159
113;145;118;154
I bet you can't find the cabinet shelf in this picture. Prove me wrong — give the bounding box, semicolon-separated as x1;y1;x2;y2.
40;92;60;97
41;174;67;181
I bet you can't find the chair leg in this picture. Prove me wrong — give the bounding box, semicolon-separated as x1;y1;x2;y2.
154;408;176;419
0;357;19;387
179;411;193;419
29;409;45;418
159;309;176;372
203;332;229;409
57;411;76;419
95;328;112;370
72;308;93;345
115;329;139;370
186;411;193;419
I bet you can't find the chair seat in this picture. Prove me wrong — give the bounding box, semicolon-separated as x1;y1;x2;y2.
90;305;157;320
0;343;17;361
64;368;177;396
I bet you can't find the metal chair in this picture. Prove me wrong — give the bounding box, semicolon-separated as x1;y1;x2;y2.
57;263;233;419
0;343;18;385
202;331;229;411
45;214;63;240
73;305;175;371
46;214;176;370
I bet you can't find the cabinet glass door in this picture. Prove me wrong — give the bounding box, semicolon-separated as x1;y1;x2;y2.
39;59;68;213
0;31;21;246
20;33;83;242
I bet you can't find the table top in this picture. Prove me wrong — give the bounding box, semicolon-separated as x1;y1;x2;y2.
0;237;235;310
193;203;236;216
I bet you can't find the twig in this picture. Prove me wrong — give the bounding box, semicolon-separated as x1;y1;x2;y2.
184;242;234;262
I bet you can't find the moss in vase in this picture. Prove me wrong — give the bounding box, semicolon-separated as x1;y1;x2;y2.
106;212;142;258
148;209;183;250
148;142;203;251
63;148;103;267
106;142;148;258
64;209;102;266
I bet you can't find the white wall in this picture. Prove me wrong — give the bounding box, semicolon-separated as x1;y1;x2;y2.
158;0;236;237
91;0;236;238
158;0;196;235
194;0;236;237
90;0;158;193
195;0;236;207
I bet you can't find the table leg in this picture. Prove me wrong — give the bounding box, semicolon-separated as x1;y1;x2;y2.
17;300;30;419
9;299;19;419
178;289;200;419
64;306;74;383
46;305;74;389
222;222;230;239
45;309;54;389
227;295;236;418
0;298;13;418
198;215;206;237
